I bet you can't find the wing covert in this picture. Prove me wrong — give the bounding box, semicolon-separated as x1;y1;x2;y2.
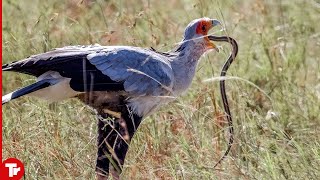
87;48;174;96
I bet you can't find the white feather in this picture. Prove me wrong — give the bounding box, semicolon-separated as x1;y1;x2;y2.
2;92;13;104
29;71;81;102
128;95;176;117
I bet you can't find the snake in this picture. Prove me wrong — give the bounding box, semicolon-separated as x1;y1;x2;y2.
208;35;239;168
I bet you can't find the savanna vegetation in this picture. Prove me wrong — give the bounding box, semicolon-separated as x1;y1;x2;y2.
2;0;320;179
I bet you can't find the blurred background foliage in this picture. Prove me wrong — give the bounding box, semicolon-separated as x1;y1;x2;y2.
2;0;320;179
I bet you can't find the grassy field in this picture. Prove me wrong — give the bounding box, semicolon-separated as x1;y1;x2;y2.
2;0;320;179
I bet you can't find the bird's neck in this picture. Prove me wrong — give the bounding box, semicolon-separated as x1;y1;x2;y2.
171;41;206;95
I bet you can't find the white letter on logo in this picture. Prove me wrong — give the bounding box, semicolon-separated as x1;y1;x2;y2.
5;163;20;177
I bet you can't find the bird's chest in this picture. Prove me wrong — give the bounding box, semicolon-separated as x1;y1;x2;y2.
172;62;198;95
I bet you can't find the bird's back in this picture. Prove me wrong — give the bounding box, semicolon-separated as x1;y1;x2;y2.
2;44;176;112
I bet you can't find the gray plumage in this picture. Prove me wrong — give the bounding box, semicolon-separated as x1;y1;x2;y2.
2;17;223;178
87;47;174;96
2;18;221;118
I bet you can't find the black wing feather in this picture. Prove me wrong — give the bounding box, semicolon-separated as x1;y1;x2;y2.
2;53;124;92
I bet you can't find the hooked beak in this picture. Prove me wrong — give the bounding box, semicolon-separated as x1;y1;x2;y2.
205;19;221;52
211;19;221;27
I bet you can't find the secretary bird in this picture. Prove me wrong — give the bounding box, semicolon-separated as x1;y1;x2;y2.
2;17;227;179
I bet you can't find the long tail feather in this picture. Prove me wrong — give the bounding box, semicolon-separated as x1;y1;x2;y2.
2;80;51;105
2;63;12;71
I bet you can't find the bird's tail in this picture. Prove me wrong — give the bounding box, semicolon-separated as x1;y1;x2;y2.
2;63;12;71
2;80;51;105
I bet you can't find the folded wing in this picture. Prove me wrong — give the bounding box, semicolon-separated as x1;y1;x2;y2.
87;47;174;96
2;45;174;103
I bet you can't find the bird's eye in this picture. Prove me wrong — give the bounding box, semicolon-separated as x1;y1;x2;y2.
202;25;206;32
195;21;209;34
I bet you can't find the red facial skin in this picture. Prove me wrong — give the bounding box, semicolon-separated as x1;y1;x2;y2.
196;20;217;50
196;20;212;35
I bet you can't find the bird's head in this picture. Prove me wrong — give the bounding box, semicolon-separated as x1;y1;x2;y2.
183;17;221;51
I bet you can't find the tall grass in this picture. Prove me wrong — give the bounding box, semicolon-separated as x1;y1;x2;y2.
2;0;320;179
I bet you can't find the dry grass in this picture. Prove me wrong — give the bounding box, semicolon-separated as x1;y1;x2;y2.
2;0;320;179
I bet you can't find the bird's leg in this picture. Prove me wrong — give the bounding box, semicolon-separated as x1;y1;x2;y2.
96;117;124;180
96;114;114;180
109;106;143;176
96;105;142;179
